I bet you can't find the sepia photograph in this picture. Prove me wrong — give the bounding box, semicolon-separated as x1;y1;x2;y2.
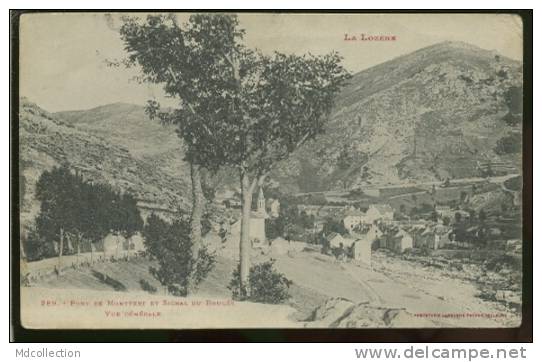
13;11;528;332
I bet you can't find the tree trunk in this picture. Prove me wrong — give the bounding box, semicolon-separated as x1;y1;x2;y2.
126;236;130;261
58;227;64;273
75;232;82;265
20;231;28;282
115;234;120;259
76;240;80;265
187;162;204;293
20;232;27;264
239;170;254;296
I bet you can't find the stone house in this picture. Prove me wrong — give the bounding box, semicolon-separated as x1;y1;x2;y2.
388;229;413;253
326;232;345;249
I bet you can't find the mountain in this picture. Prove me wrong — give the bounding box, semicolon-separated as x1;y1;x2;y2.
55;102;189;181
273;41;523;192
19;99;191;229
56;103;180;158
20;40;523;216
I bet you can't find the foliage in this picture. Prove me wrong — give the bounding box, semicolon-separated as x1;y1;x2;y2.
122;14;350;180
295;193;328;205
503;175;521;191
504;86;522;116
297;160;323;192
502;112;522;127
478;209;487;223
495;133;521;155
485;254;522;273
91;270;127;291
322;217;348;236
119;13;350;289
409;203;436;219
337;145;355;170
24;228;56;261
139;279;158;294
265;217;285;240
266;194;316;241
228;259;292;304
31;166;143;260
143;214;216;296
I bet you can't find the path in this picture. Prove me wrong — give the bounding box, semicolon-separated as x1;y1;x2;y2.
271;250;519;328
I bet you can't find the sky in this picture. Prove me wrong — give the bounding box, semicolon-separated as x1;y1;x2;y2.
19;12;523;112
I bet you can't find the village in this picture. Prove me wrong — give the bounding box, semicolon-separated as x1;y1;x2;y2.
16;13;525;330
208;173;522;267
20;168;523;329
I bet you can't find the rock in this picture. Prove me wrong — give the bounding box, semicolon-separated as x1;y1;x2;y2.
307;297;356;328
382;308;432;328
306;297;436;328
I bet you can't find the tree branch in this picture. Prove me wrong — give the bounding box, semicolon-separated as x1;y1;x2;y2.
166;66;214;138
167;65;178;83
220;49;240;85
295;131;312;150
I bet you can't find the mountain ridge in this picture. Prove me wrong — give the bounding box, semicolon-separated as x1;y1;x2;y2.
21;41;523;206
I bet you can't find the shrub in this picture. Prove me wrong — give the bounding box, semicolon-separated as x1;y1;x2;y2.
191;246;216;286
485;254;522;273
228;259;292;304
31;166;143;262
23;227;56;261
143;214;216;296
495;133;521;155
139;279;158;294
91;270;127;291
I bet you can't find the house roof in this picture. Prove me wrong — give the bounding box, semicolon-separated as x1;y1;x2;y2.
325;232;343;241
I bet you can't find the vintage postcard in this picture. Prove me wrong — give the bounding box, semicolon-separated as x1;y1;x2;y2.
16;12;525;329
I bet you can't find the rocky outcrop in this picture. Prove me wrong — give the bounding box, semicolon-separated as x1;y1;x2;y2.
19;99;190;230
305;297;436;328
274;41;522;192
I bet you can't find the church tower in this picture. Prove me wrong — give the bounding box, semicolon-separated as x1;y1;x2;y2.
249;187;268;247
257;187;266;213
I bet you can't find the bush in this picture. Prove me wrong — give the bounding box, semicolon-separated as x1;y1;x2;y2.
495;133;521;155
91;270;127;291
31;166;143;262
139;279;158;294
23;228;56;261
228;259;292;304
143;214;216;296
485;254;522;273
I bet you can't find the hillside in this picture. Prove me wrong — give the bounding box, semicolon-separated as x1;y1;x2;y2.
19;99;191;229
55;102;190;180
274;41;523;192
21;41;523;210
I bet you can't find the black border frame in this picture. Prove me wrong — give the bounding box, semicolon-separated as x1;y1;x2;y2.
9;9;533;343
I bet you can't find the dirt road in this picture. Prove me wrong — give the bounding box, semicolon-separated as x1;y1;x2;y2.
271;250;520;328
